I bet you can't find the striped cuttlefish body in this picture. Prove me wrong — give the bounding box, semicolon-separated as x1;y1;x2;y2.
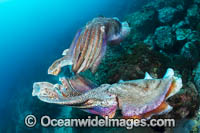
33;68;182;119
48;17;130;76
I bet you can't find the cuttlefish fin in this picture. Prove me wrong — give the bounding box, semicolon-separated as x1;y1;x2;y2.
124;102;172;120
165;77;182;99
83;105;117;118
162;68;182;99
143;102;172;119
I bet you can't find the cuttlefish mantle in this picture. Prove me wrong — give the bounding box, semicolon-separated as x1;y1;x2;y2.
33;68;182;119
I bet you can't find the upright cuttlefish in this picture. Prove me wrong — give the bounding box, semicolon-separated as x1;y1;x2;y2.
48;17;130;76
32;68;182;119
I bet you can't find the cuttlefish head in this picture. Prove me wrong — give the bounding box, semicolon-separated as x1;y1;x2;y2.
106;17;130;43
32;77;118;118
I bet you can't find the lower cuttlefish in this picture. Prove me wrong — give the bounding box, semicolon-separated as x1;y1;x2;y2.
47;17;130;76
32;68;182;119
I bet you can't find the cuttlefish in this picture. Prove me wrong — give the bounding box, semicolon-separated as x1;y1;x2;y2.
48;17;130;76
32;68;182;119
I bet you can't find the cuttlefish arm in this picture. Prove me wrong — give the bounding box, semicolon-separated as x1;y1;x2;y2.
33;68;182;119
47;28;82;76
32;78;118;118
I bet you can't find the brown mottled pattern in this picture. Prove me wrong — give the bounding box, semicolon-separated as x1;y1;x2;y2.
114;78;172;107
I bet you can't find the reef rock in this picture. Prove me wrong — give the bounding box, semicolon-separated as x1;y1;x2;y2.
158;7;177;23
125;9;156;29
188;31;200;43
194;0;200;4
186;4;200;27
172;21;189;31
194;62;200;93
180;42;199;62
125;9;158;41
162;82;199;119
154;26;175;49
187;4;200;18
143;34;155;48
144;0;187;10
176;29;192;41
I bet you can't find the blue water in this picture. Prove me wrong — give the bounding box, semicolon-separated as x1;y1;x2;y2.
0;0;147;132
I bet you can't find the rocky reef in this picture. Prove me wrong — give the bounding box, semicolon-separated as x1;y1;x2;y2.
78;0;200;132
13;0;200;132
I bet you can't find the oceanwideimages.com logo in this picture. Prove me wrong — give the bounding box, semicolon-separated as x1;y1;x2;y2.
25;114;175;129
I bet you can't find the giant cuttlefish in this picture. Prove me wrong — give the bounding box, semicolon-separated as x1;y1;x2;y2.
33;68;182;119
48;17;130;76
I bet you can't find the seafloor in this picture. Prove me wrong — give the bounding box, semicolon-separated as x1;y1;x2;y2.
11;0;200;132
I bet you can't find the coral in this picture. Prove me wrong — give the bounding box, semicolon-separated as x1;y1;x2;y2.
161;82;199;119
144;0;186;10
154;26;175;50
82;43;171;84
194;0;200;4
187;4;200;18
180;42;199;62
188;30;200;43
143;34;155;48
158;7;177;23
194;62;200;93
191;108;200;132
186;4;200;27
175;28;192;41
172;21;189;31
125;9;156;29
124;8;158;42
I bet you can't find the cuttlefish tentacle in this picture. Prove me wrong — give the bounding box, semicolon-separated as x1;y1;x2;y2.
32;68;182;119
48;17;130;76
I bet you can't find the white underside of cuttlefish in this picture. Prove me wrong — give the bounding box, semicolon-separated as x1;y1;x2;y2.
47;17;130;76
32;68;182;119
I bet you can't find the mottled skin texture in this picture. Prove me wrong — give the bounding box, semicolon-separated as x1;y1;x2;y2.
48;17;130;76
33;68;182;119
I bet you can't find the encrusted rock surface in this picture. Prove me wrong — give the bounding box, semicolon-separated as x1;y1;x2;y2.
80;0;200;132
154;26;175;49
158;7;177;23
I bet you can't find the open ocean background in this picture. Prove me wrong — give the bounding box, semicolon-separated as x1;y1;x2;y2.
0;0;148;132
